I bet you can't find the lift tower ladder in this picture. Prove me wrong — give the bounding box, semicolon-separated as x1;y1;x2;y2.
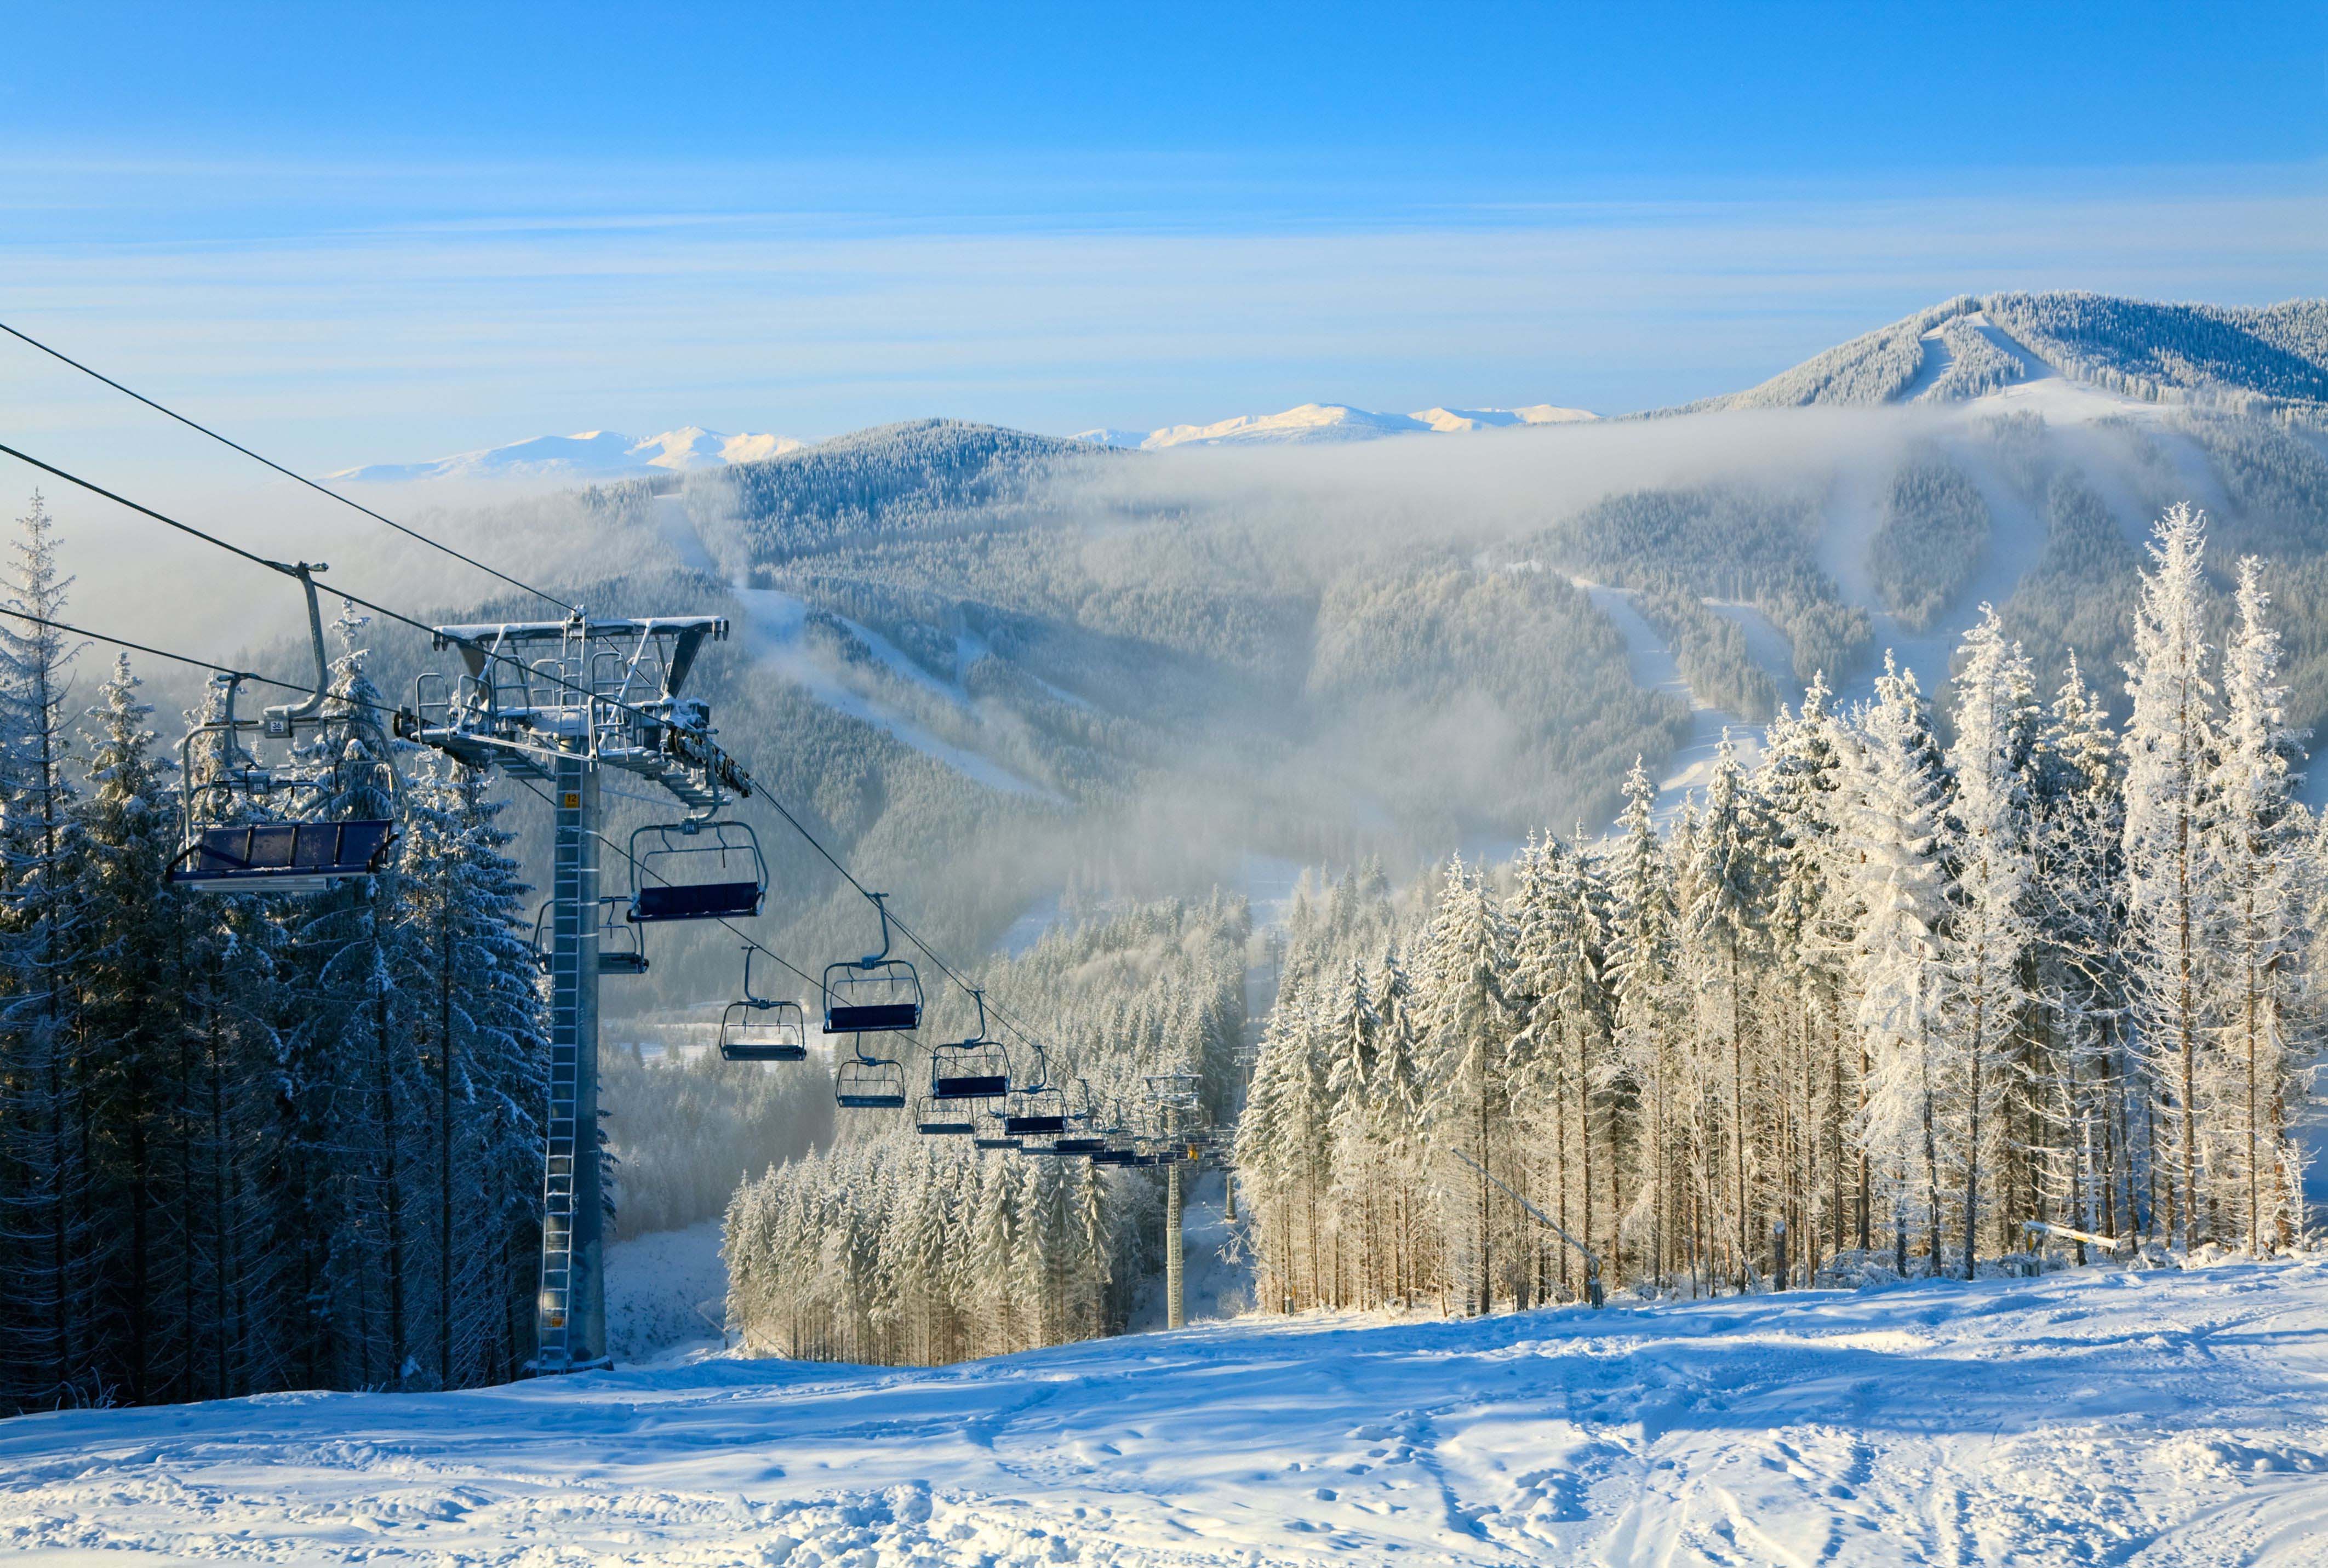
409;613;750;1373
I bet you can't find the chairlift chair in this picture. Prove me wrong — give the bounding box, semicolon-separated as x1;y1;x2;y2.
531;898;650;976
1050;1079;1104;1154
914;1093;979;1136
1002;1086;1068;1138
171;818;397;894
1085;1101;1139;1165
835;1052;907;1110
822;894;924;1034
998;1043;1067;1136
166;577;399;895
929;991;1009;1100
971;1103;1023;1151
718;949;806;1062
597;899;650;974
626;818;767;922
722;1001;806;1062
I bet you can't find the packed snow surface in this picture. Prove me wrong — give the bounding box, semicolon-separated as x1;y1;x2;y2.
10;1255;2328;1565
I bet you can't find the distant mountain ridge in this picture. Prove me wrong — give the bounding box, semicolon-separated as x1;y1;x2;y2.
333;425;803;482
1072;400;1598;450
1671;290;2328;423
331;290;2328;485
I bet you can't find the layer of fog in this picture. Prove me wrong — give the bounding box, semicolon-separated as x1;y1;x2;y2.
25;395;2221;994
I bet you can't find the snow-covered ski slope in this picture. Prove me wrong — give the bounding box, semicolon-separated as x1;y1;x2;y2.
10;1255;2328;1566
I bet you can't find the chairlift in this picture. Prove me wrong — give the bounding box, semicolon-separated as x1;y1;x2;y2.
1002;1047;1068;1137
930;991;1009;1100
1086;1103;1139;1164
626;818;767;922
1051;1079;1105;1155
718;948;807;1062
166;571;399;894
822;894;924;1034
971;1103;1022;1151
914;1092;979;1136
531;898;649;976
834;1051;907;1110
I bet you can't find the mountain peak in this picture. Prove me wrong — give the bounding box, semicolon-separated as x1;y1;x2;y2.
1072;399;1599;451
1670;290;2328;423
329;426;805;483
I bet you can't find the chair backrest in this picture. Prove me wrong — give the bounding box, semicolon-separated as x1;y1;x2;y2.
171;819;397;889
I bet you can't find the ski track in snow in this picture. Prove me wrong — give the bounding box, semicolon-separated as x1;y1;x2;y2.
1574;580;1769;824
14;1256;2328;1566
655;497;1060;802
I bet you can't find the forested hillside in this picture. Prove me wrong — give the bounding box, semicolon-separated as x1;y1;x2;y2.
1239;506;2316;1312
347;353;2328;1040
1680;290;2328;424
724;897;1247;1364
18;288;2328;1415
0;501;550;1412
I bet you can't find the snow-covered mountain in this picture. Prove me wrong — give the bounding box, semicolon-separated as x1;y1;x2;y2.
331;426;804;483
1669;291;2328;425
1071;400;1597;451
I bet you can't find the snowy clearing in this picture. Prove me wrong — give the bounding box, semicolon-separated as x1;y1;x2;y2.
10;1255;2328;1565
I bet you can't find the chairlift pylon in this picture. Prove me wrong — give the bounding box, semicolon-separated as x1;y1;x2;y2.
719;948;806;1062
822;893;924;1034
166;569;398;894
626;817;767;923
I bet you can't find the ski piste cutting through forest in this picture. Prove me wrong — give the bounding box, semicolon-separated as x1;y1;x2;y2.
0;323;1189;1388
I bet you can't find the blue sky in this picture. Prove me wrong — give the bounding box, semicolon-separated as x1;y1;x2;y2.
3;2;2323;472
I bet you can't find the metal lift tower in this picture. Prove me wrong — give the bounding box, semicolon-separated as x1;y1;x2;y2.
410;614;751;1372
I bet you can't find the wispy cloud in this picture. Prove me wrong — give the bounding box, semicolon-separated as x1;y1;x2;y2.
2;156;2321;479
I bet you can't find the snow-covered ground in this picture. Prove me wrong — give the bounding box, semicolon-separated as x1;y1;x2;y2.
605;1220;731;1365
12;1254;2328;1565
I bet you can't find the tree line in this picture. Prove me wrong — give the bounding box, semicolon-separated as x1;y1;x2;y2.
0;494;550;1413
1236;503;2316;1314
723;895;1247;1364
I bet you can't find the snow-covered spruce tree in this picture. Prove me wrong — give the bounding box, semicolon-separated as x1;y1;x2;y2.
0;489;98;1414
270;602;411;1388
1758;678;1849;1279
1941;609;2038;1277
2029;654;2134;1252
2120;504;2218;1252
1320;954;1377;1307
1419;857;1517;1314
1367;937;1430;1307
1508;833;1613;1302
1688;736;1768;1288
1843;656;1952;1274
1602;758;1678;1289
2209;556;2306;1254
72;655;192;1405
